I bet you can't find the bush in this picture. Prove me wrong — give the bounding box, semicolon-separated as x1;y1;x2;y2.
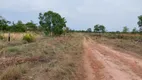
0;34;4;40
23;33;35;42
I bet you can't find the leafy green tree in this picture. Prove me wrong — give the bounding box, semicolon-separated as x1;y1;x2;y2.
26;20;37;31
138;15;142;32
38;11;67;36
10;20;26;32
132;27;138;33
99;25;105;33
94;25;99;32
10;22;16;32
94;24;106;33
0;16;10;31
122;26;129;33
16;20;26;32
86;28;92;32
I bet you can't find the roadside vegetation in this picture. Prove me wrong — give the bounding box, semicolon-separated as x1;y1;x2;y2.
86;15;142;56
89;33;142;55
0;33;83;80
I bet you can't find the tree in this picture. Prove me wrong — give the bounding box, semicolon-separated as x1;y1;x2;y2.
9;22;16;32
94;24;106;33
132;27;138;33
26;20;37;31
138;15;142;32
116;31;120;33
99;25;105;33
122;26;129;33
16;20;26;32
38;11;67;36
0;16;10;31
94;25;99;32
10;20;26;32
86;28;92;32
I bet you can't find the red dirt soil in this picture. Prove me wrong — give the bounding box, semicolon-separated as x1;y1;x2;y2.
83;37;142;80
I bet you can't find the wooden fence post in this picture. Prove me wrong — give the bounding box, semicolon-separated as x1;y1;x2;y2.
8;32;10;42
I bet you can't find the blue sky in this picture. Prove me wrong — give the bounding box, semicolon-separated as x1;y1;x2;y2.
0;0;142;31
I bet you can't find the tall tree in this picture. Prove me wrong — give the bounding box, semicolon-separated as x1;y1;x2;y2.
94;25;100;32
16;20;26;32
26;20;37;31
94;24;106;33
0;16;10;31
138;15;142;32
38;11;67;35
10;20;26;32
99;25;105;33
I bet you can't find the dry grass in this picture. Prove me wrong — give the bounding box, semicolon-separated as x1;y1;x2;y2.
0;64;28;80
0;33;83;80
89;33;142;56
3;33;24;41
0;32;43;42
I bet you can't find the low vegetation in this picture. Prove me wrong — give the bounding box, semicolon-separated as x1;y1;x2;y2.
23;33;35;42
89;33;142;55
102;33;142;41
0;64;28;80
0;33;83;80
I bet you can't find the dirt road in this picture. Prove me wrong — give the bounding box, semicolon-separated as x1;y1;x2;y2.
83;37;142;80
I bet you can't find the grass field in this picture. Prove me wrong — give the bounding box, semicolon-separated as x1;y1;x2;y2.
0;33;83;80
89;33;142;56
1;32;142;80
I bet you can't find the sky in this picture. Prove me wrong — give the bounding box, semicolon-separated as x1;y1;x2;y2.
0;0;142;31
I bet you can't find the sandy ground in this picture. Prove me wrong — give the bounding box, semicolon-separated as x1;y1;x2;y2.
83;37;142;80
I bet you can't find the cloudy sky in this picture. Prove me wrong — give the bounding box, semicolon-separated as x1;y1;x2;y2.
0;0;142;31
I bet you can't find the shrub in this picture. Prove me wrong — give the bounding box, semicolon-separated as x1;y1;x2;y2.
23;33;35;42
0;34;4;40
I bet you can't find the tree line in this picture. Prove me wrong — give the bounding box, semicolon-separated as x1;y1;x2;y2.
87;25;139;33
0;11;68;36
86;15;142;33
0;17;38;32
0;10;142;35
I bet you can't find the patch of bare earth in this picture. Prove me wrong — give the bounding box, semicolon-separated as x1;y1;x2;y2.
82;37;142;80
